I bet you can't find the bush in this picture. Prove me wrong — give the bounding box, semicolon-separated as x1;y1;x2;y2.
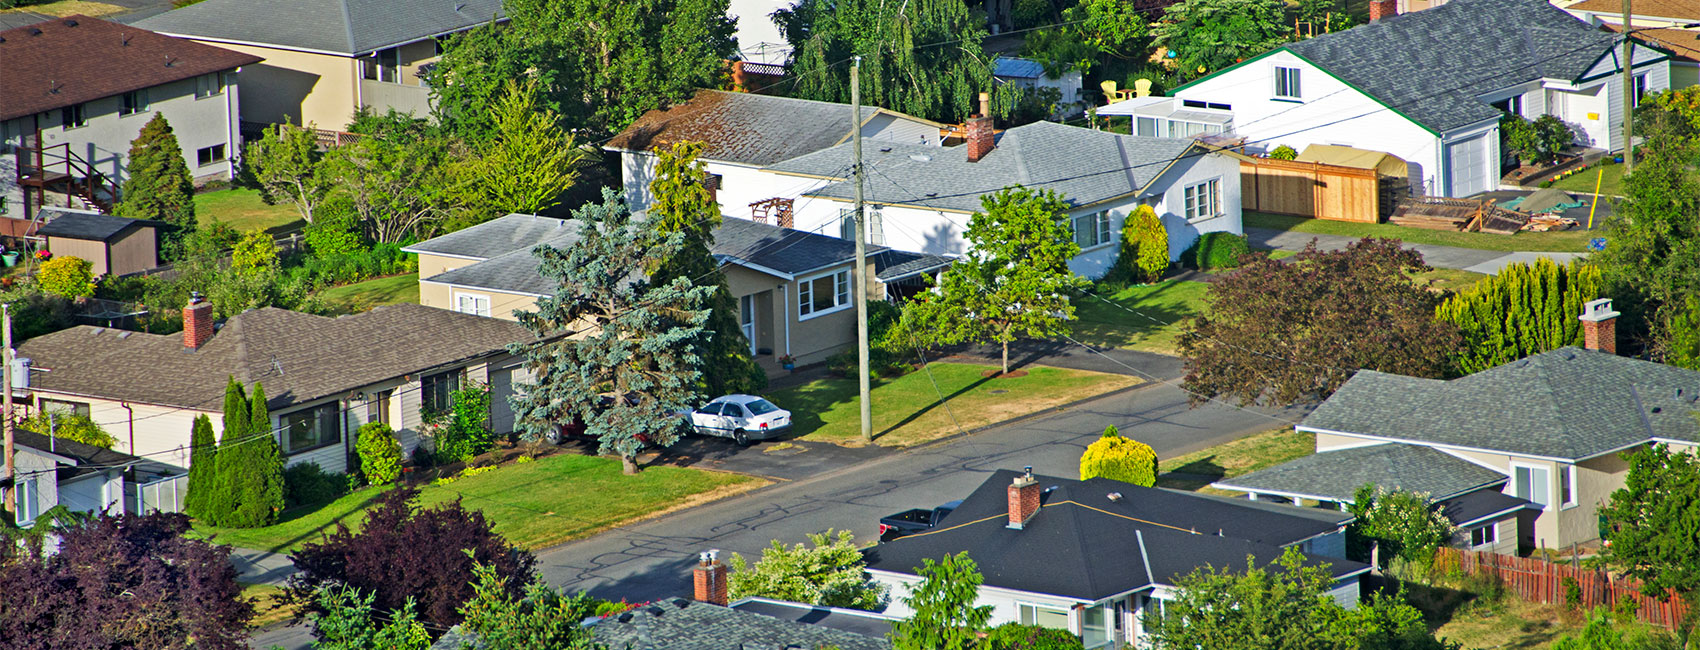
728;530;888;611
355;422;404;485
19;411;115;448
984;622;1086;650
1078;425;1157;486
283;462;348;509
37;256;96;298
1269;144;1299;160
303;196;367;257
1012;0;1054;29
1182;232;1251;270
289;243;418;290
826;300;917;378
410;443;436;469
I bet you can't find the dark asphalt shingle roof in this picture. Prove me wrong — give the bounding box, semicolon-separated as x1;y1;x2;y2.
1275;0;1628;134
604;90;935;166
401;214;582;260
1214;444;1510;502
1437;489;1536;527
770;121;1200;213
35;209;155;242
593;598;892;650
729;599;898;640
1302;347;1700;460
864;470;1365;601
19;304;534;412
134;0;504;55
871;250;954;282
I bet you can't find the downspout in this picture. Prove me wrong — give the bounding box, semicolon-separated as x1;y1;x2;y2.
225;68;238;181
353;57;364;113
119;401;135;456
780;284;791;357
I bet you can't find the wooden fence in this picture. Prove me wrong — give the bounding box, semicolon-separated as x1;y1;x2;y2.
1436;548;1692;628
1239;157;1381;223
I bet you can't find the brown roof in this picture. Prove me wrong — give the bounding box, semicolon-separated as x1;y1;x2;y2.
18;304;536;411
0;15;262;122
1569;0;1700;20
604;89;941;166
1604;23;1700;61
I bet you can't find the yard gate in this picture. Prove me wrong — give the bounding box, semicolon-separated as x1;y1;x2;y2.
1239;157;1382;223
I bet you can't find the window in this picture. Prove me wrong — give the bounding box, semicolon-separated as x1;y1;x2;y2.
368;389;392;426
283;403;341;454
1136;117;1157;137
745;399;780;416
1471;523;1498;547
1018;603;1070;630
195;73;225;99
1560;465;1577;507
837;207;884;245
1513;464;1551;508
1081;606;1109;647
1274;66;1302;99
61;104;86;130
798;269;851;319
421;370;461;413
363;47;401;82
695;403;724;416
839;209;857;240
120;90;149;116
14;477;36;524
1184;179;1221;221
39;399;90;417
196;144;226;167
1634;74;1648;108
455;292;491;317
1072;211;1111;248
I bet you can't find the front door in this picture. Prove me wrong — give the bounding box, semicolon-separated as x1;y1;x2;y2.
739;294;757;355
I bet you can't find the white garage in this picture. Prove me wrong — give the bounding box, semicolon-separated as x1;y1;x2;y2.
1446;134;1490;198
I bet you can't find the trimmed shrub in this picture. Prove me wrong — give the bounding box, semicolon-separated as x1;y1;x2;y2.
1183;232;1251;270
826;300;917;378
302;195;367;257
37;256;96;298
985;622;1086;650
288;243;418;289
1078;425;1157;486
356;422;404;485
283;462;347;508
1269;144;1299;160
230;230;277;275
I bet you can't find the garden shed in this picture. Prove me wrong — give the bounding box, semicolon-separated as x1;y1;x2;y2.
33;208;160;277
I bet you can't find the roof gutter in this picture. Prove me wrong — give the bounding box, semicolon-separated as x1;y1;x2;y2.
1296;424;1605;464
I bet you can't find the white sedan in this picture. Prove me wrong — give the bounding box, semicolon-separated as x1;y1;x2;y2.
687;395;792;445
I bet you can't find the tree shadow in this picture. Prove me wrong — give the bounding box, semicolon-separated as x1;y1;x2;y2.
871;372;996;441
1154;455;1227;491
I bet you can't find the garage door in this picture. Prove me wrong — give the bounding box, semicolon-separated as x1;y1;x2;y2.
1446;135;1489;198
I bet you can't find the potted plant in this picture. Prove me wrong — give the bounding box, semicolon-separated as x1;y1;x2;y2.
778;354;796;371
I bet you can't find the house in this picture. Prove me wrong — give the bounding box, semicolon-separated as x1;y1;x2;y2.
993;56;1085;114
14;297;537;473
603;89;945;224
0;16;259;221
133;0;505;129
1215;300;1700;552
4;428;187;525
1562;0;1700;87
1169;0;1673;198
34;208;160;277
864;469;1370;648
762;109;1244;279
403;213;951;371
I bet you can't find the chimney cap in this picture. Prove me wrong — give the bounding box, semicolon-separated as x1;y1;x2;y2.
1579;298;1619;323
699;549;720;565
187;291;205;305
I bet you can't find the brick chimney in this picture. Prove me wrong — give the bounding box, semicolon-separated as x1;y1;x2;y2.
183;292;214;350
1368;0;1397;22
1007;466;1040;529
966;92;995;163
692;549;728;606
1579;298;1620;355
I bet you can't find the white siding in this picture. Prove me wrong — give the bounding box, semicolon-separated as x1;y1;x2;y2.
8;447;61;523
1328;574;1362;608
862;113;942;147
31;392;216;470
57;471;123;515
275;396;351;475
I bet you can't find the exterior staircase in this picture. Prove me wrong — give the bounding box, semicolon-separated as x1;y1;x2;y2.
15;143;119;216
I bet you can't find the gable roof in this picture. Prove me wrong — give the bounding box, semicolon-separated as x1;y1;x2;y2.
603;90;940;166
35;208;156;242
1436;489;1537;527
0;16;262;122
768;121;1201;213
1604;24;1700;63
401;213;581;261
1214;444;1511;502
18;303;534;412
592;598;891;650
1301;347;1700;461
864;470;1366;601
133;0;503;56
1567;0;1700;21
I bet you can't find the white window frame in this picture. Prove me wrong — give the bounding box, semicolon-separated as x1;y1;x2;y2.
1072;210;1111;249
1017;602;1071;630
1511;461;1553;510
1183;178;1222;221
1274;66;1302;100
1633;74;1648;108
14;477;36;524
1559;464;1578;509
1470;522;1497;548
798;269;852;320
453;291;492;317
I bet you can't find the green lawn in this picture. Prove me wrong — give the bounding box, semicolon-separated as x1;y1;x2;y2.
193;453;763;554
772;362;1140;447
1072;280;1212;355
1245;212;1593;253
1155;427;1315;492
1413;267;1489;293
0;0;126;16
313;273;420;315
1547;162;1624;197
194;188;304;234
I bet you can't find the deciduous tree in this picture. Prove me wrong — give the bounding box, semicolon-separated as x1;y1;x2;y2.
1079;425;1158;486
455;563;605;650
890;552;992;650
1348;484;1458;570
305;586;432;650
116;113;197;257
728;530;888;610
1599;444;1700;602
1435;258;1602;374
1150;0;1290;80
1179;239;1462;406
245;122;331;223
322;111;460;243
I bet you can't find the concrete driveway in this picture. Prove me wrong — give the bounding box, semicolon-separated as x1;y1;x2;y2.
1246;227;1587;275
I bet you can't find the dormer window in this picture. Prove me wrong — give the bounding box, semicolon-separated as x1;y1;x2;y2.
1275;66;1302;100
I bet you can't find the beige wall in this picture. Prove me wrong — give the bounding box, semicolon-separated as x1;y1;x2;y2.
724;262;881;366
46;238;111;276
200;42;358;128
1453;515;1519;555
108;226;158;276
415;252;479;279
419;281;541;321
1313;432;1389;452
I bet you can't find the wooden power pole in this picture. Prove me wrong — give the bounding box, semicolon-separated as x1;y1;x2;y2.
4;304;14;517
1622;0;1636;172
851;57;873;444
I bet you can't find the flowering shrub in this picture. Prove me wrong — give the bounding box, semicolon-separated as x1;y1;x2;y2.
1348;484;1458;570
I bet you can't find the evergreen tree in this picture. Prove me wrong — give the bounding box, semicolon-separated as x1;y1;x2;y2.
206;378;249;526
1434;259;1603;374
648;142;764;396
184;415;218;520
116;114;197;257
225;382;284;528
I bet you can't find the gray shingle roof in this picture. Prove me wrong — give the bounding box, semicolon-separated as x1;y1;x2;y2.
872;249;953;282
401;214;579;260
421;236;575;297
593;598;892;650
1301;347;1700;460
34;208;155;242
1214;444;1510;502
604;90;915;166
769;121;1199;213
133;0;503;55
1276;0;1626;134
713;216;863;276
18;304;534;411
993;56;1046;79
1436;489;1536;527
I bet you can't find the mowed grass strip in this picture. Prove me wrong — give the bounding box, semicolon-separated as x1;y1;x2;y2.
194;454;764;554
1245;211;1592;253
1071;280;1211;355
1156;427;1315;493
773;362;1139;447
195;189;304;234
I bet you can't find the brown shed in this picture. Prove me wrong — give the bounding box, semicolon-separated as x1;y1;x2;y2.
34;208;160;277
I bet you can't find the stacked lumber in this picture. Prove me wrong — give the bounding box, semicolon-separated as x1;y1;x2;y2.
1522;215;1578;232
1389;213;1470;231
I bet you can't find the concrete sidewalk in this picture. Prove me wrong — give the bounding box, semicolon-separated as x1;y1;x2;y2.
1245;227;1587;275
230;547;296;586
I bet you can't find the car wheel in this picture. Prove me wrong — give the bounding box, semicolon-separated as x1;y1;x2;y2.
733;429;751;446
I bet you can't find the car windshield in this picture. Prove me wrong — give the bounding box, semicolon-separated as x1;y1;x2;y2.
744;399;780;416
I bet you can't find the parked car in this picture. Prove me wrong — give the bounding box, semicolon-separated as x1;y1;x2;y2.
687;395;792;445
879;500;962;542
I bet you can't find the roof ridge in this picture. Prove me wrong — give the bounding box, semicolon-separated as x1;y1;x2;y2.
336;0;358;54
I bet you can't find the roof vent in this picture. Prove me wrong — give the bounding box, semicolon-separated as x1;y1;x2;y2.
908;154;932;162
121;33;131;46
62;19;77;27
1107;492;1123;502
117;331;132;339
28;28;42;36
164;55;178;67
879;146;892;153
1651;407;1663;414
0;36;6;43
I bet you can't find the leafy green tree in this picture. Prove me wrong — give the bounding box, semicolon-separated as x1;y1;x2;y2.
36;255;96;298
455;563;604;650
1079;425;1158;486
426;23;562;143
431;380;493;465
890;552;992;650
1023;0;1151;76
1180;239;1462;406
1150;0;1290;80
1293;0;1355;34
116;113;196;257
183;415;217;520
1269;145;1299;160
302;196;367;257
1599;444;1700;602
454;79;587;226
354;422;403;485
230;230;276;276
20;411;114;449
244;122;331;223
322;111;460;243
306;586;432;650
728;530;888;611
1435;259;1603;374
648;141;765;396
1501;114;1577;165
902;187;1084;374
508;189;712;474
1348;484;1458;571
984;623;1086;650
1132;205;1169;283
1665;296;1700;370
778;0;1017;124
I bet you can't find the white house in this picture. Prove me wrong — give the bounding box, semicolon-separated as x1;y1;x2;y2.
3;428;187;524
993;56;1086;116
1168;0;1672;198
1561;0;1700;88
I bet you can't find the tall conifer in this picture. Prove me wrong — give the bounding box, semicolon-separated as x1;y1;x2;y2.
183;415;218;520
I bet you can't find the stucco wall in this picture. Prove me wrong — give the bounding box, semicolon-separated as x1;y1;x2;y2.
418;280;541;321
203;42;357;128
415;252;478;280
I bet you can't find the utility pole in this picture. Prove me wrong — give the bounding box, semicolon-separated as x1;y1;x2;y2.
3;304;14;517
851;56;873;444
1622;0;1636;172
